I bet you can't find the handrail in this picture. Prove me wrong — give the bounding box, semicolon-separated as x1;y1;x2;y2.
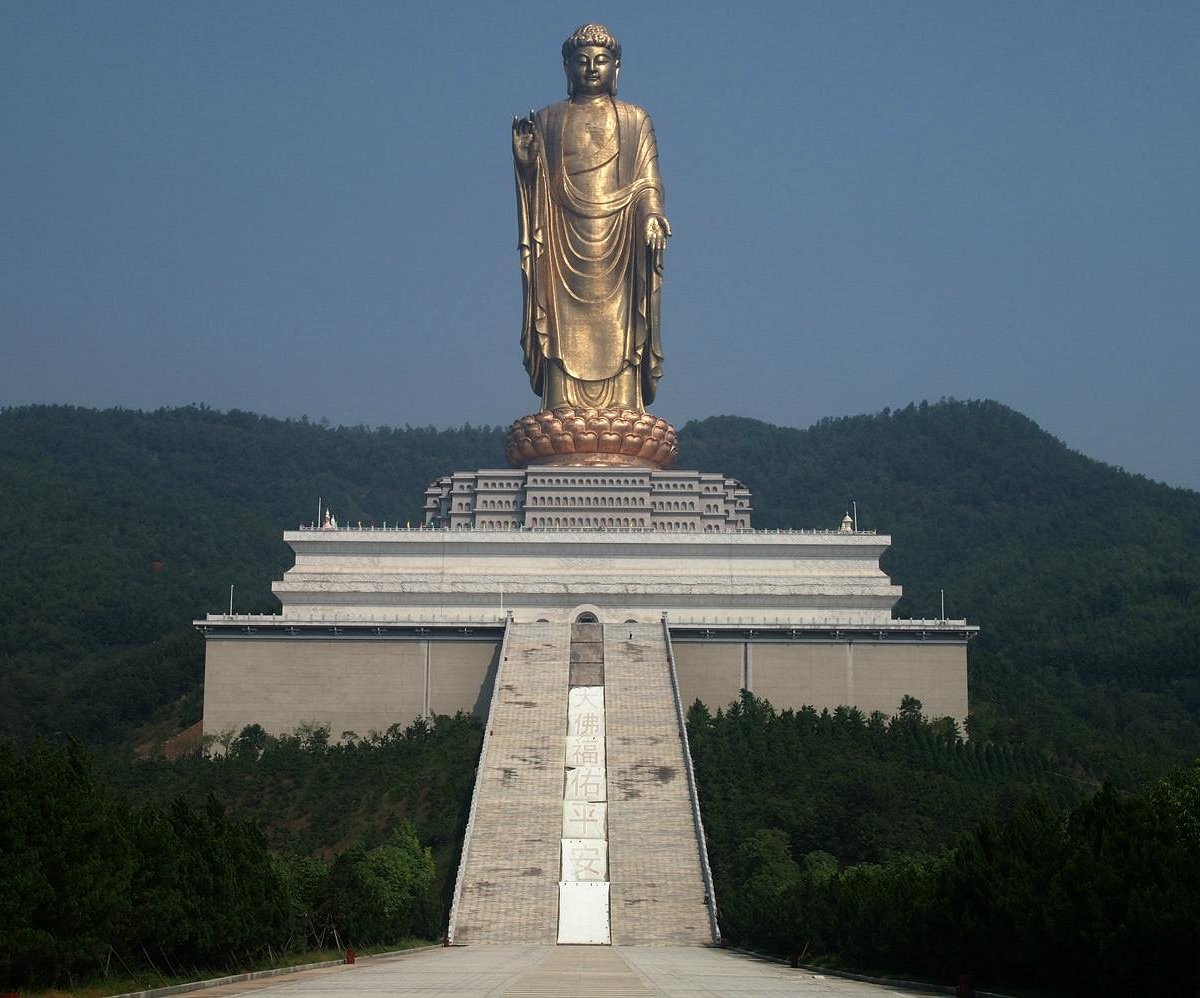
445;613;514;943
660;614;722;944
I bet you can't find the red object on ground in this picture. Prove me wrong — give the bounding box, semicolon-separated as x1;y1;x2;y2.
345;948;356;965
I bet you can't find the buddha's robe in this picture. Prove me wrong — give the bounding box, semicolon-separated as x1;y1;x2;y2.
516;96;665;411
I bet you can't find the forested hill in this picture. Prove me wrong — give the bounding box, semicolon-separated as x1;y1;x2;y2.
684;403;1200;783
1;401;1197;785
0;406;503;743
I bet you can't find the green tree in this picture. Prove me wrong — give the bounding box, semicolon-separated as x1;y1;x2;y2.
719;828;800;950
322;823;435;945
0;740;131;988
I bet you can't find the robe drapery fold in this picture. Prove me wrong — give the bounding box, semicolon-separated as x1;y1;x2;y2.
516;97;665;410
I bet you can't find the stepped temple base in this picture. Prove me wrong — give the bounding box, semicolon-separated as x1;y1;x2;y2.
197;465;974;745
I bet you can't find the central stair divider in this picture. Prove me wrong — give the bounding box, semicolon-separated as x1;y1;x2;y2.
557;620;611;943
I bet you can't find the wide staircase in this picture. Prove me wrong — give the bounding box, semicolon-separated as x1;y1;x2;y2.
604;622;714;945
449;622;569;944
448;619;716;946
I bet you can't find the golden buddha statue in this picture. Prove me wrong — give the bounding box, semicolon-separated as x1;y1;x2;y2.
506;24;678;469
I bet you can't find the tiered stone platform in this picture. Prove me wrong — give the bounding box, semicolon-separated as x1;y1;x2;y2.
198;497;975;748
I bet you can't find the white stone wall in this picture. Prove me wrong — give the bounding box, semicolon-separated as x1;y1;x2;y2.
201;636;499;742
673;638;969;734
199;630;969;745
268;528;907;626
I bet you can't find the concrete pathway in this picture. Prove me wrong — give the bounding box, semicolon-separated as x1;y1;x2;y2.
203;946;930;997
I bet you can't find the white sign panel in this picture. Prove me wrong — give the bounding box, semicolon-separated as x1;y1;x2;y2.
567;687;605;738
557;881;611;944
561;838;608;882
565;736;605;768
562;800;607;839
568;686;605;712
564;766;607;802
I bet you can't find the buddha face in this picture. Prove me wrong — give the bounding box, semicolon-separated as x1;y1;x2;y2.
564;45;618;96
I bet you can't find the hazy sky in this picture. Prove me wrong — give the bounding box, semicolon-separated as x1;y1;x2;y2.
3;2;1198;489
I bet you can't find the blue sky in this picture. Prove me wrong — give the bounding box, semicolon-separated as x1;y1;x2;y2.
3;2;1198;489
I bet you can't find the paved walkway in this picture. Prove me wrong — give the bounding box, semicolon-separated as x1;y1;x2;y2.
201;946;930;996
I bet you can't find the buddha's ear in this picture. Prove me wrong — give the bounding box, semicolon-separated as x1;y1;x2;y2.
612;62;620;97
564;59;573;97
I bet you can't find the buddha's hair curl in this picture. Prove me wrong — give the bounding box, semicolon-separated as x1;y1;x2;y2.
562;23;621;62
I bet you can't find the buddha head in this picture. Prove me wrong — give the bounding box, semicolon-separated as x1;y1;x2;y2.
562;23;620;97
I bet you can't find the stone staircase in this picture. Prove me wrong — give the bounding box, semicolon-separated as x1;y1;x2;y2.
604;622;715;945
448;619;717;946
449;621;569;944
